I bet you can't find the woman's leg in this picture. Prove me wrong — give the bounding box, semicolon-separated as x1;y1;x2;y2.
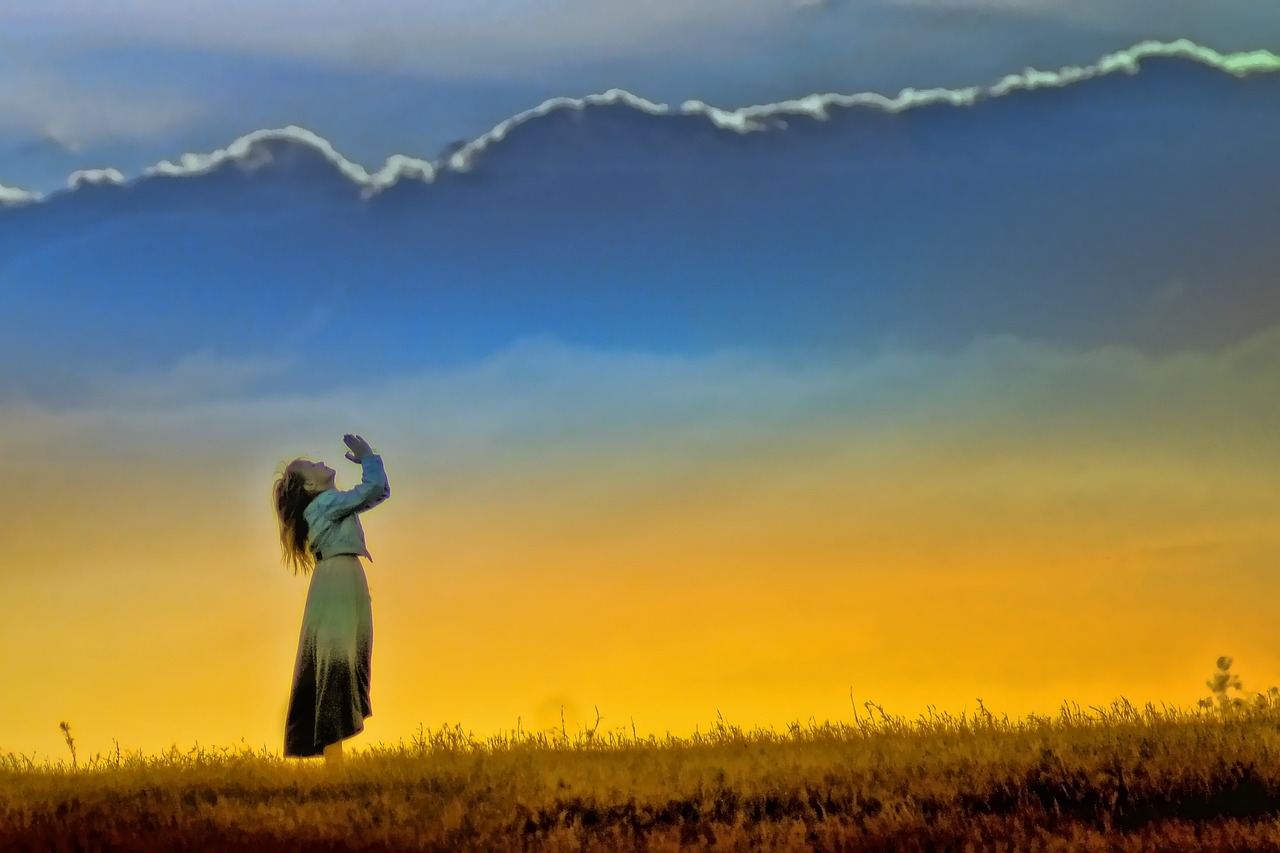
323;739;343;768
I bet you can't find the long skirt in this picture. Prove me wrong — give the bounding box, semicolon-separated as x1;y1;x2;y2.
284;555;373;757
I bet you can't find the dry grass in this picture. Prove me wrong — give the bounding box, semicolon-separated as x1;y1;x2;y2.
6;660;1280;851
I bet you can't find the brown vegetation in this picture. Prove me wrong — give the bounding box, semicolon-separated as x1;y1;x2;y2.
6;660;1280;851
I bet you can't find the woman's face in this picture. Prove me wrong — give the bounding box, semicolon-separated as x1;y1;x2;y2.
288;459;335;493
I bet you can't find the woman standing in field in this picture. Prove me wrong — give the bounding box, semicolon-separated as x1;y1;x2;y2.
272;434;391;768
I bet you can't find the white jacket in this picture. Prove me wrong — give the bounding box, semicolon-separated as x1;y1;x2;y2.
304;454;391;562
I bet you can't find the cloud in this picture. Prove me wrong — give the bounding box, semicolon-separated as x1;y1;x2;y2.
16;38;1277;205
1;0;775;76
78;350;298;409
7;0;1276;82
987;39;1280;95
0;70;204;149
686;38;1280;131
5;321;1279;496
67;168;126;189
136;125;437;198
0;181;39;205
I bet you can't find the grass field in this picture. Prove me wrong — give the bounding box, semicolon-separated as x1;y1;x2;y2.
6;659;1280;852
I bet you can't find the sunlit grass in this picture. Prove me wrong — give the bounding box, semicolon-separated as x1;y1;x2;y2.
6;658;1280;851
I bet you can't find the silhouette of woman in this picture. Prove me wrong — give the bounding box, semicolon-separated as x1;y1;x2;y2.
272;434;391;768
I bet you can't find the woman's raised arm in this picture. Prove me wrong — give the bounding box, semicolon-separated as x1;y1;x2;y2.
317;436;391;520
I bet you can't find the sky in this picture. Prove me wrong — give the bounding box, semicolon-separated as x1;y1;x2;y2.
2;1;1280;765
4;0;1280;191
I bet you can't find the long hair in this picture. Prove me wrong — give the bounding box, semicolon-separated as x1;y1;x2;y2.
273;462;319;576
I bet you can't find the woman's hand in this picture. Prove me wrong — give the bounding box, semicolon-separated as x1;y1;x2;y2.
343;434;374;463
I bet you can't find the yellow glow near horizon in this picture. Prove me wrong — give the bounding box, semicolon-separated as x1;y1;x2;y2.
3;330;1279;763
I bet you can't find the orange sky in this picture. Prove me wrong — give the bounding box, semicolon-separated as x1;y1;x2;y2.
3;328;1278;763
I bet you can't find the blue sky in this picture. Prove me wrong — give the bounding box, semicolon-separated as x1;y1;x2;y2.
3;0;1278;193
3;44;1277;403
3;0;1280;762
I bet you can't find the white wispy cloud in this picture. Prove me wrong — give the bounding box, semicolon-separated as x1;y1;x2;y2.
67;168;127;189
15;38;1273;205
139;126;436;198
987;39;1280;94
6;321;1280;472
79;350;298;409
684;38;1280;130
0;182;40;205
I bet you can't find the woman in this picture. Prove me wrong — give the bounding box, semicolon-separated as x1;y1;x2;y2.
272;433;391;767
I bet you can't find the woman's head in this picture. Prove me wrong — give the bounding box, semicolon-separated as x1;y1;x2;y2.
287;459;336;494
272;457;335;575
